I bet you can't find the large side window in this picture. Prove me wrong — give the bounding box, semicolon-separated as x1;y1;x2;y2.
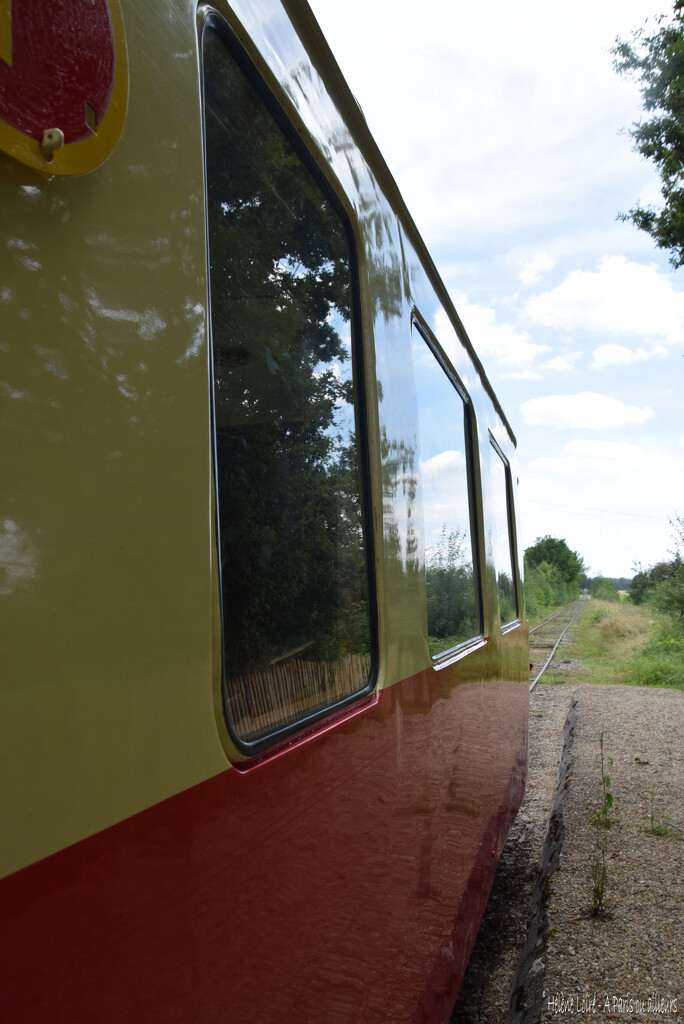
412;320;480;657
202;24;374;750
489;439;519;626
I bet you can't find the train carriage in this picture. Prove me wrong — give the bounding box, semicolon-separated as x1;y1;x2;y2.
0;1;529;1021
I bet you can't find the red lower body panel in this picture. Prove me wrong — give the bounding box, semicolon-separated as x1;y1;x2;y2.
1;665;527;1023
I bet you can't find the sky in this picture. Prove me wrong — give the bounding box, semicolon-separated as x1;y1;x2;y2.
308;0;684;579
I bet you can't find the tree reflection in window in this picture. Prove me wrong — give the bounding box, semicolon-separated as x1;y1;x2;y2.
489;441;518;626
202;27;372;747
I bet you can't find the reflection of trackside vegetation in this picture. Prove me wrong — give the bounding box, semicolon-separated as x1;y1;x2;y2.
426;526;477;656
497;572;516;626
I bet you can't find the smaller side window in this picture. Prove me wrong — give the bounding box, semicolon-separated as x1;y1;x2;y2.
489;438;519;626
412;319;480;657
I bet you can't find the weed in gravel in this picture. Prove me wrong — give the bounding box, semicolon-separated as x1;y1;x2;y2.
639;785;683;839
587;732;614;918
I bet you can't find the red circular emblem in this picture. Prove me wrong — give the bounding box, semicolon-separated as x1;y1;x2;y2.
0;0;128;175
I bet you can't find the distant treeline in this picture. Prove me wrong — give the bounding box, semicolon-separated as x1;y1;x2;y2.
585;576;630;594
523;537;632;615
523;519;684;622
584;577;621;601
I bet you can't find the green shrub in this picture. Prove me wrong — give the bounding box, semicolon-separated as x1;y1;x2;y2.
524;559;571;618
590;577;619;602
626;622;684;689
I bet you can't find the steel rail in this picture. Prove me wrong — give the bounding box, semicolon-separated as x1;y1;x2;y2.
528;611;563;636
529;608;580;692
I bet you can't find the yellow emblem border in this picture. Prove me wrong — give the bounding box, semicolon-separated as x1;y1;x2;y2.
0;0;129;176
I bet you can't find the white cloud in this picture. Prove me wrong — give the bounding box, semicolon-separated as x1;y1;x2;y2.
543;351;582;373
525;256;684;347
592;343;667;369
527;439;649;477
437;295;581;382
520;391;654;430
311;0;665;252
564;439;648;462
449;294;549;377
421;449;465;478
519;251;555;286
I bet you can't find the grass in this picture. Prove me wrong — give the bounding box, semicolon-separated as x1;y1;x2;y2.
548;598;684;690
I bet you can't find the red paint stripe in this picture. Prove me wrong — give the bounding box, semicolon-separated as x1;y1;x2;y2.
0;664;527;1023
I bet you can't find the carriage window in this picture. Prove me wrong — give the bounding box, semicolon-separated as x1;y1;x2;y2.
202;26;373;749
489;441;518;626
412;322;479;657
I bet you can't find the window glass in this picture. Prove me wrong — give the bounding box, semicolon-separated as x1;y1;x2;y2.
489;442;518;625
412;323;479;656
202;26;373;748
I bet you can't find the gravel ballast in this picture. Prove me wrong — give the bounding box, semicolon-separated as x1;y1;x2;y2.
451;681;684;1023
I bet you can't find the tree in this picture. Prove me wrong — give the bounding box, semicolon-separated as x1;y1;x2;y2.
523;537;586;615
613;1;684;266
630;560;674;604
652;514;684;623
525;536;586;586
630;515;684;624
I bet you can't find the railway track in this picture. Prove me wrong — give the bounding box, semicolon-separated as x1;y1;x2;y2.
528;601;582;691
